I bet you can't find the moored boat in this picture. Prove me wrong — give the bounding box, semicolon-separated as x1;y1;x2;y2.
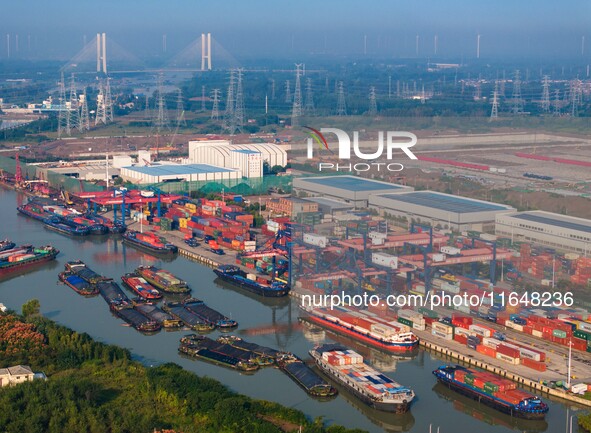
121;273;163;300
58;272;98;296
179;334;259;372
163;302;215;332
0;240;16;252
183;298;237;329
17;203;51;222
65;260;106;284
97;280;132;311
135;265;190;294
433;365;549;420
134;304;182;328
115;307;161;333
213;264;289;297
310;344;415;413
122;230;177;256
278;355;338;398
44;216;90;236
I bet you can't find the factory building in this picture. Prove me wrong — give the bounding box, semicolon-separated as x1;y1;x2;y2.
267;197;319;218
188;140;287;178
369;191;515;232
304;196;355;215
293;175;413;208
496;211;591;254
120;162;240;184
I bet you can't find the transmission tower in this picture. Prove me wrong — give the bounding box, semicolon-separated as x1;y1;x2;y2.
368;86;377;116
541;75;551;113
95;81;107;126
233;68;245;133
336;81;347;116
144;94;151;120
291;64;303;126
222;69;236;132
284;80;291;103
79;88;90;131
473;81;482;100
304;78;315;115
211;89;221;120
201;85;206;111
553;89;561;115
511;70;524;114
270;79;276;100
68;74;80;132
490;89;499;120
154;74;169;132
57;72;69;137
175;88;185;127
104;78;114;122
570;80;581;117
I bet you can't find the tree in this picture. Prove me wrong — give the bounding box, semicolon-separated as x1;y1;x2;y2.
22;299;41;317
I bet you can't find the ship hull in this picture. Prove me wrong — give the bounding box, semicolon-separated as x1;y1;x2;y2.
122;237;177;257
213;270;290;297
313;357;411;414
435;375;547;420
0;249;59;277
304;312;419;353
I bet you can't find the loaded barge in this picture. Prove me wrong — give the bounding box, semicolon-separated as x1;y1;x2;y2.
116;307;161;333
213;264;290;297
135;265;190;294
135;304;182;328
121;273;163;300
123;231;178;256
179;335;259;371
163;302;214;332
58;271;98;296
97;280;132;311
17;203;50;222
301;305;419;353
44;216;90;236
0;245;59;277
433;365;549;420
310;344;415;413
183;298;237;329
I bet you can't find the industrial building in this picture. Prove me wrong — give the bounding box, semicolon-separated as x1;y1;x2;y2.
369;191;515;231
267;197;318;218
304;196;355;215
120;163;240;184
496;211;591;254
188;140;287;178
293;175;413;208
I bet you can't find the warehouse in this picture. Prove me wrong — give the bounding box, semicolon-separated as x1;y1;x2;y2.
293;175;413;208
188;140;287;177
369;191;515;231
496;211;591;254
304;196;355;215
120;163;240;184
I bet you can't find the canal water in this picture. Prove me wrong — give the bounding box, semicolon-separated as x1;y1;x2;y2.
0;188;585;433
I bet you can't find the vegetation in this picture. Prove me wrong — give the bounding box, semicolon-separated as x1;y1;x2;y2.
0;306;367;433
580;413;591;433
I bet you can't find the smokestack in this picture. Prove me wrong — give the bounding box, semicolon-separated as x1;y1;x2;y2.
96;33;101;72
207;33;211;70
201;33;205;70
102;33;107;74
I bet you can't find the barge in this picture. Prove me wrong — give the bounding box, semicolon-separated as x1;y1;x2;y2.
44;216;90;236
183;298;237;329
58;272;98;296
97;280;132;311
134;304;182;328
65;260;106;284
163;302;215;332
116;307;161;333
122;230;178;256
278;356;338;398
179;334;259;371
0;245;59;277
121;273;163;300
213;264;289;297
135;265;190;294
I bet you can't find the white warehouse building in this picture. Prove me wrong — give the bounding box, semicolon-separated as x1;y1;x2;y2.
188;140;287;178
496;210;591;254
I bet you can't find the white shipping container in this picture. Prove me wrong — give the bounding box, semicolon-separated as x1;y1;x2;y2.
370;323;395;337
469;324;492;337
480;233;498;241
496;352;520;365
432;253;446;262
513;324;524;332
519;348;541;362
371;252;398;270
440;246;461;256
441;282;460;294
371;237;385;246
571;383;588;395
246;273;257;281
454;304;471;314
413;322;426;331
432;329;453;340
497;168;507;174
303;233;328;248
482;337;502;349
532;330;543;338
398;309;422;320
433;322;453;334
368;231;387;240
454;327;473;337
578;322;591;332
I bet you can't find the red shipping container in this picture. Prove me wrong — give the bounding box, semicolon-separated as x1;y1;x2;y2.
497;344;520;358
454;334;468;345
521;357;547;372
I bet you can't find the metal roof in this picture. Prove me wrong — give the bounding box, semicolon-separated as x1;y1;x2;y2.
305;196;355;209
379;192;510;213
123;164;234;176
231;149;260;154
300;176;405;192
513;213;591;234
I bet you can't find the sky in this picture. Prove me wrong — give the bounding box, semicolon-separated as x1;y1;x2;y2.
1;0;590;62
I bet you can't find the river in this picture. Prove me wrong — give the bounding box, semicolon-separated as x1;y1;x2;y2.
0;188;585;433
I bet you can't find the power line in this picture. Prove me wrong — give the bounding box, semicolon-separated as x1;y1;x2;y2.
79;87;90;131
68;73;80;132
511;69;524;114
304;77;315;115
541;75;551;113
222;69;236;132
490;82;499;120
291;64;303;126
284;80;292;103
368;86;377;116
336;81;347;116
211;88;220;120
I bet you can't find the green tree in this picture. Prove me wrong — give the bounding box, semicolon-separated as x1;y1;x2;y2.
22;299;40;318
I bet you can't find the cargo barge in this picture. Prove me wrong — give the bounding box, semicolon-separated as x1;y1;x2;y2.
301;306;419;353
84;213;126;234
44;216;90;236
179;334;259;371
278;356;338;398
58;272;98;296
65;260;106;284
121;273;163;300
163;302;215;332
183;298;237;329
310;344;415;413
433;365;549;420
66;215;108;235
97;280;132;311
216;335;277;366
116;307;161;333
135;265;190;294
134;304;182;328
122;230;178;256
213;264;290;297
0;245;59;277
17;203;50;222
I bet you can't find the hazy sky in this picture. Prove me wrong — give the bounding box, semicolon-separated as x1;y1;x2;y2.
1;0;590;61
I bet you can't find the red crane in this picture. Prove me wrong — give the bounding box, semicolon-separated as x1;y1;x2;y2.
14;153;22;184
